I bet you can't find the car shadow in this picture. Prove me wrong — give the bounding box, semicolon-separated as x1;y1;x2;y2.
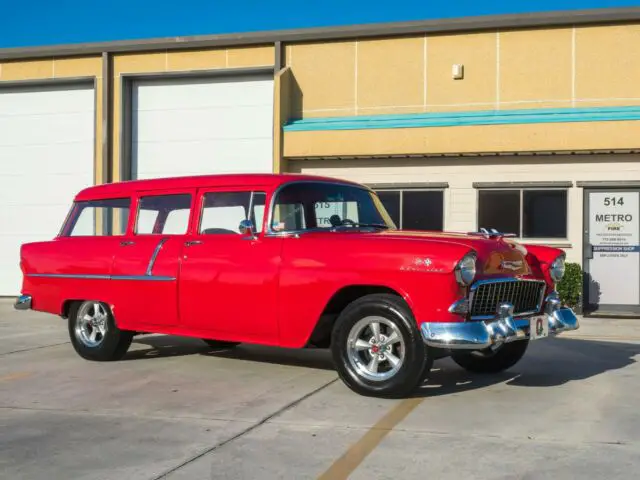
129;335;640;397
412;337;640;397
129;334;336;371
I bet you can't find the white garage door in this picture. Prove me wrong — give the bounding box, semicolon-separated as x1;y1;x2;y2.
0;83;95;295
131;74;274;179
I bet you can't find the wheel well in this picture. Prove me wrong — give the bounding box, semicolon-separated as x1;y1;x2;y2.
307;285;404;348
61;299;82;318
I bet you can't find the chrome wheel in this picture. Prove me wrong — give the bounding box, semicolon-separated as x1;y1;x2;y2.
75;302;109;348
346;316;406;382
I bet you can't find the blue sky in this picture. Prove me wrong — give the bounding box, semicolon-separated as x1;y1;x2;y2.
1;0;636;49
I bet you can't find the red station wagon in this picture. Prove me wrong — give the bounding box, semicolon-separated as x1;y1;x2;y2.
14;173;579;397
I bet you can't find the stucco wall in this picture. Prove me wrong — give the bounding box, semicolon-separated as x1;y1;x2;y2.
285;24;640;118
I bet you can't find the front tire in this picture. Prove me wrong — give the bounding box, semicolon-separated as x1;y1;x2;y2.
451;340;529;374
68;301;133;361
331;294;432;398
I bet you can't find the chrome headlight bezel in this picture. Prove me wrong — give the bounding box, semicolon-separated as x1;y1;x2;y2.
455;252;477;286
550;253;566;283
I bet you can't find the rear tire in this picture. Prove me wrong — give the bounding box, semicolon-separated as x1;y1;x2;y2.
331;294;431;398
201;339;240;351
451;340;529;374
68;300;133;361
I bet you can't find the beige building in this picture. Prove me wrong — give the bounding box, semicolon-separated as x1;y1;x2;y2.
1;7;639;314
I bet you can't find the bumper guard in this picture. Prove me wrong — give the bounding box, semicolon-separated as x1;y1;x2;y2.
420;292;579;350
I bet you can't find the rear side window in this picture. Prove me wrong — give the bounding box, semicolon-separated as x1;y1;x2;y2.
200;191;266;234
136;194;192;234
63;198;131;237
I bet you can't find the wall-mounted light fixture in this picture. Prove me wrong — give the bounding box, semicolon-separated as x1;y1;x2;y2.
452;64;464;80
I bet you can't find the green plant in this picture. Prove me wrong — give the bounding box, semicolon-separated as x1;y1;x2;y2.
557;262;582;309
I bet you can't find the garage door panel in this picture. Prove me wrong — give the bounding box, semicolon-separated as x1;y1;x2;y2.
0;112;93;147
0;84;93;115
134;138;273;179
134;107;273;142
0;142;94;176
134;77;273;110
0;205;70;238
0;173;90;206
132;75;274;180
0;84;94;295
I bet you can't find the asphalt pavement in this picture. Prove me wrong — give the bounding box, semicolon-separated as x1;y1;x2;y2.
1;299;639;479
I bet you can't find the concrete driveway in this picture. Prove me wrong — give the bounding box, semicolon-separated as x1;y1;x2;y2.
1;299;639;479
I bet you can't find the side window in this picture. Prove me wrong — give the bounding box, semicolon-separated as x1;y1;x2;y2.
200;191;266;234
65;198;130;236
136;194;192;235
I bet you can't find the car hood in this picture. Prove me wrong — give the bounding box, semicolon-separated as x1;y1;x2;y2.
372;229;531;276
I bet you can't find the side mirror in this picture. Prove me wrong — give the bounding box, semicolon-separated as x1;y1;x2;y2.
239;219;256;238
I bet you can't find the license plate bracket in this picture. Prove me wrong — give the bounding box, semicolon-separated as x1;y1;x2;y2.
530;316;549;340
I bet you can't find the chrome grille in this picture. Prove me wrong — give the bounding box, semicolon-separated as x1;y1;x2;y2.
469;280;545;318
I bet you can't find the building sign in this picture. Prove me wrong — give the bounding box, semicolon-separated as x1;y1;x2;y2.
588;192;640;306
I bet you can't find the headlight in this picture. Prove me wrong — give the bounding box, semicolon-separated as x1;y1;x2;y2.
550;254;566;282
455;252;477;286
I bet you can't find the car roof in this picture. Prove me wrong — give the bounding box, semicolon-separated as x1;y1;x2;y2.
74;173;365;201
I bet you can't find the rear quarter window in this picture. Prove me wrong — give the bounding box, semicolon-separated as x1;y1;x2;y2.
62;198;131;236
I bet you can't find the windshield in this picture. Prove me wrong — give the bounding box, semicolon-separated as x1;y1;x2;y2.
270;182;397;233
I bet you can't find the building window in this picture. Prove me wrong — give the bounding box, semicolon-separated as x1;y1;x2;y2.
374;189;444;231
477;189;567;238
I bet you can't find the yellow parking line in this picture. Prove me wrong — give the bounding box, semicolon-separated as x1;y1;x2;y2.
0;372;32;382
317;397;424;480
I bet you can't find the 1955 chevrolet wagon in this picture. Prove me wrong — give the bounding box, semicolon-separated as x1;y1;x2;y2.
14;173;579;397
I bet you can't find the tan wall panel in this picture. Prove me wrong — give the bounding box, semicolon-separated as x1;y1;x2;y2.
112;80;122;182
576;24;640;99
227;45;274;67
284;121;640;157
1;59;54;80
166;49;226;70
54;57;101;78
357;37;424;110
113;52;166;75
500;28;572;103
289;41;356;115
426;32;497;107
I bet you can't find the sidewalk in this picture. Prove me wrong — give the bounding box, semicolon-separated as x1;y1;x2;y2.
561;315;640;342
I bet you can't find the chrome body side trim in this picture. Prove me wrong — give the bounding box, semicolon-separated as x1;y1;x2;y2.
27;273;175;282
422;292;579;350
28;273;111;280
14;295;32;310
145;237;169;276
111;275;175;282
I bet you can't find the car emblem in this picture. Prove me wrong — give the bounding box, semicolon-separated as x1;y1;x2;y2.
500;260;523;271
414;258;432;267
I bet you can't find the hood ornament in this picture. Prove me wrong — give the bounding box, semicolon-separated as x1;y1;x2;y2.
468;228;517;239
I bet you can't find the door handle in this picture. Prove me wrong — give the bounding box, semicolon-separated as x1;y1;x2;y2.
184;240;203;247
120;240;135;246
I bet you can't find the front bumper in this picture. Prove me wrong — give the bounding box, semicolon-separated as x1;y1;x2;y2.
420;295;579;350
14;294;32;310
